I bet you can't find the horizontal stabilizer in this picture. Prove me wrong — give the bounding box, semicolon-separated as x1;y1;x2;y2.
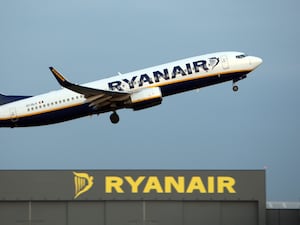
0;93;31;106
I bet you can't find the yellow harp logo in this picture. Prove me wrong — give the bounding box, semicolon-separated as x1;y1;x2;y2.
73;172;94;199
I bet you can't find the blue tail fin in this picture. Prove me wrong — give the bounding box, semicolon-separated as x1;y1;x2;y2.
0;93;32;106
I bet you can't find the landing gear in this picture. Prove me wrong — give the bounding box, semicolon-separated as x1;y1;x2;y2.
232;80;239;92
110;111;119;124
232;75;247;92
232;85;239;92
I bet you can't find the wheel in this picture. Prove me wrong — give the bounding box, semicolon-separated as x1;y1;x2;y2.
110;112;120;124
233;85;239;92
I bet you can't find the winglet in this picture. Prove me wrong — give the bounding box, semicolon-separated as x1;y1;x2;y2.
49;67;72;88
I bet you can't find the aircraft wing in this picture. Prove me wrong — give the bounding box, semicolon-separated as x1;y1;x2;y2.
49;67;130;109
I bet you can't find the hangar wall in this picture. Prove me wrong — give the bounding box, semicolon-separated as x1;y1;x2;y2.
0;170;266;225
0;200;260;225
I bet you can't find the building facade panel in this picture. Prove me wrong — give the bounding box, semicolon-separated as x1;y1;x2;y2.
221;201;258;225
0;202;28;225
105;201;143;225
183;201;221;225
31;202;66;225
68;202;105;225
145;201;183;225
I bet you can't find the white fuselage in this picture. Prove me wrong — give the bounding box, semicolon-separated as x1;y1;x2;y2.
0;51;262;127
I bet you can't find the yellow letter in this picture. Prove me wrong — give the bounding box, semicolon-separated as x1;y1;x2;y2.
207;176;215;193
125;176;145;193
217;176;236;193
143;176;163;193
105;176;124;193
186;177;207;193
165;176;185;193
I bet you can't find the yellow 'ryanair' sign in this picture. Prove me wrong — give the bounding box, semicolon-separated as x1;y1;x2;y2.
105;176;236;194
72;173;237;198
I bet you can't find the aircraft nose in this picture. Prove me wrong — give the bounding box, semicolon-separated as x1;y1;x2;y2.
249;56;263;69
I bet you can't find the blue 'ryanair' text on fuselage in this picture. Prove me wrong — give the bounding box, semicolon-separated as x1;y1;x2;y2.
108;57;220;91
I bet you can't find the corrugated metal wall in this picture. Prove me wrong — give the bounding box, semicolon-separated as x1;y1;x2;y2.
0;200;258;225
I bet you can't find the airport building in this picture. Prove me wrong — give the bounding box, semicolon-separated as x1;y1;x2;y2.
0;170;298;225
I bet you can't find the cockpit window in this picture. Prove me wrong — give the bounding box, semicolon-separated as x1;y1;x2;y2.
236;54;247;59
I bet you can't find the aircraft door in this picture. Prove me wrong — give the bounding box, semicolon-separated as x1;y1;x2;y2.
9;107;18;122
221;55;229;70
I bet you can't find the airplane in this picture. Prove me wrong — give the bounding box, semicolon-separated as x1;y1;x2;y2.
0;51;262;128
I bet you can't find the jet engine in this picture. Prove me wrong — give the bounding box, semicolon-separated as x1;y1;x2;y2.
129;87;162;110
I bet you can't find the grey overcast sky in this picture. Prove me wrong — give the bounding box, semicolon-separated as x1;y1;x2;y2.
0;0;299;201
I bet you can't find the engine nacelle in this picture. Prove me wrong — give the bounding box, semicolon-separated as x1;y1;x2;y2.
129;87;162;111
